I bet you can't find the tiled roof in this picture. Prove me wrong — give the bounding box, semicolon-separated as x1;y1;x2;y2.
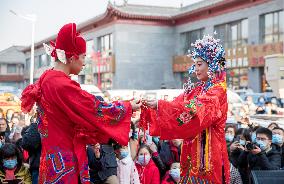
179;0;224;14
0;46;26;64
112;4;180;18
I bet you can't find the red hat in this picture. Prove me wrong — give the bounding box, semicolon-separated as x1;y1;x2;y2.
51;23;86;60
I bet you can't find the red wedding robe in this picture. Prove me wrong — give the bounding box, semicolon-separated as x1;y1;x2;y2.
21;69;132;184
148;79;230;184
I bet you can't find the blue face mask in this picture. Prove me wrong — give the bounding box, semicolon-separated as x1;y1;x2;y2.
137;155;151;166
3;159;17;169
272;134;283;145
225;134;234;142
153;137;160;145
0;142;3;149
256;140;267;151
120;150;129;159
169;168;180;182
251;133;257;143
132;132;138;140
239;139;246;146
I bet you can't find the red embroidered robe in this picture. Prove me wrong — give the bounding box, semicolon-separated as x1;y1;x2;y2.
21;69;132;184
148;80;230;184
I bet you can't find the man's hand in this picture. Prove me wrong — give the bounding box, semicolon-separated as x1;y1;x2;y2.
93;143;101;159
144;100;158;109
131;100;142;111
250;145;262;155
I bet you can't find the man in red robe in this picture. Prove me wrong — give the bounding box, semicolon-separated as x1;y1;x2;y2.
145;35;230;184
21;23;140;184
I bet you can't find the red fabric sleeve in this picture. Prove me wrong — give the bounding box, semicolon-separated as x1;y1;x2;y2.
150;86;226;140
47;77;132;146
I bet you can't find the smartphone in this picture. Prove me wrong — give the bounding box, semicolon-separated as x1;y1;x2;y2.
233;135;240;143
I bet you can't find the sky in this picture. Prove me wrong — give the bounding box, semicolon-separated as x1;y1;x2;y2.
0;0;203;51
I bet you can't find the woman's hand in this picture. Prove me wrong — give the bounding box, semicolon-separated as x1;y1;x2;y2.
230;141;239;152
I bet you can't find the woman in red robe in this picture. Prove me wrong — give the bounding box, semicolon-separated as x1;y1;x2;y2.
21;23;140;184
145;35;230;184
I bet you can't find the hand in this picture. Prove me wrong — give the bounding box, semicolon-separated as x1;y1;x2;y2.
237;144;245;151
230;141;239;152
250;145;262;155
144;100;158;109
131;100;142;111
149;142;158;152
93;143;100;159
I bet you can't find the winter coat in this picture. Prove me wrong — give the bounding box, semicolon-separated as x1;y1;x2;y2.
135;159;160;184
117;155;140;184
0;165;31;184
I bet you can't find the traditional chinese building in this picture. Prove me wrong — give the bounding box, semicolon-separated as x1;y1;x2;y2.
21;0;283;92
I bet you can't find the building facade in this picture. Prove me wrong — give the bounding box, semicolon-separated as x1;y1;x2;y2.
21;0;283;92
0;46;25;89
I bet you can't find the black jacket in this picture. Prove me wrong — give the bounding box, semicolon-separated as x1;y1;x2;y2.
152;152;167;178
87;145;117;183
159;142;181;169
230;149;250;184
274;144;284;169
21;123;41;171
239;144;281;170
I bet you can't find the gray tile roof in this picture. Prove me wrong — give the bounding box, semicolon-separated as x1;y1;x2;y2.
179;0;224;14
113;4;180;17
111;0;225;17
0;46;26;64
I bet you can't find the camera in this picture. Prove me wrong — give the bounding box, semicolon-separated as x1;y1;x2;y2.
245;142;256;151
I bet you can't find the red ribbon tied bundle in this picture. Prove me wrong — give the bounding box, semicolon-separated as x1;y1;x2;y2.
139;102;151;131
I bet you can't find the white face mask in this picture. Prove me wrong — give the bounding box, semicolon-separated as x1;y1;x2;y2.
137;154;151;166
169;168;180;182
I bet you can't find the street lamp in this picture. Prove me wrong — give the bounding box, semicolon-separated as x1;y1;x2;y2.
10;10;37;84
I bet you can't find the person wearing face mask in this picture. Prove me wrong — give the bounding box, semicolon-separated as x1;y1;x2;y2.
0;143;31;183
135;145;160;184
256;97;266;114
115;145;140;184
251;126;261;144
161;162;180;184
129;122;139;161
238;127;281;172
229;128;251;184
225;125;236;154
272;127;284;168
